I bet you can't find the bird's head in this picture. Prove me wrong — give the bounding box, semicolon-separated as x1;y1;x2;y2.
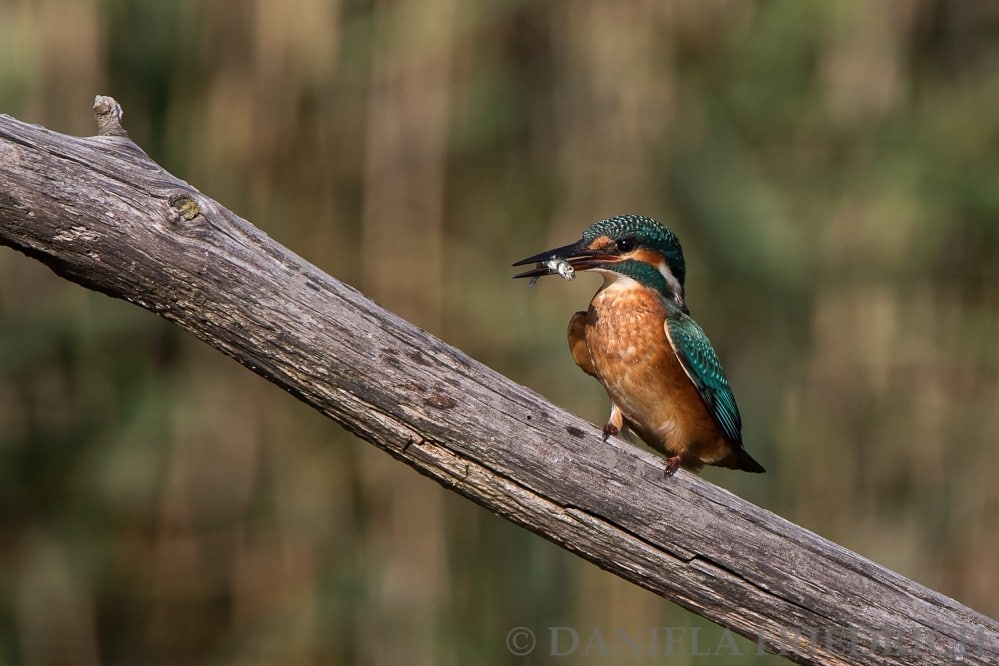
514;214;687;307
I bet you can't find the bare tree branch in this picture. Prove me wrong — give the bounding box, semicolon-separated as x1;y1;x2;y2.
1;98;996;665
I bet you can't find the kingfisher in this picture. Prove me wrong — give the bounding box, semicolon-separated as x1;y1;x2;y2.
513;214;765;476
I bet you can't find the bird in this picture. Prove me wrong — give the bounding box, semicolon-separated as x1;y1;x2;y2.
513;214;765;476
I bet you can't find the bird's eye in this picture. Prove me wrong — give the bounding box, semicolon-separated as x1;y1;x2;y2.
616;237;638;253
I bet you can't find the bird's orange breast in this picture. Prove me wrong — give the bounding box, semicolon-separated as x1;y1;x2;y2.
584;282;733;468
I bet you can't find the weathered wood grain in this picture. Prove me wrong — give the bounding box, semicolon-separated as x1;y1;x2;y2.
1;98;996;665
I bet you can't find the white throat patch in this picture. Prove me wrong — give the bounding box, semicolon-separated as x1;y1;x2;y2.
596;270;641;292
595;265;684;303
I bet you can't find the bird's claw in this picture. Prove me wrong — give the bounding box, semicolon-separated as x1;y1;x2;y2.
663;455;681;478
601;423;618;441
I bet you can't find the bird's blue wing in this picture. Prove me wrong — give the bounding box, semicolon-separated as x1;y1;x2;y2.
663;309;743;443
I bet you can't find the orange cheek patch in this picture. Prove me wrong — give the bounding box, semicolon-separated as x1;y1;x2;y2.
631;249;664;265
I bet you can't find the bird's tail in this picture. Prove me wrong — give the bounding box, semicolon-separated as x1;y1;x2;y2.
717;447;766;474
735;448;766;474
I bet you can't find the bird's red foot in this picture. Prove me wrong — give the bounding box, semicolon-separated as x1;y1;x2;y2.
663;455;682;478
601;423;618;441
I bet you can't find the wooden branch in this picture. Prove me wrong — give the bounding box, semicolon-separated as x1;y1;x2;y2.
2;98;996;666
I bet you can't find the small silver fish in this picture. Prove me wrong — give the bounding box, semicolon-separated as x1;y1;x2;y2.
528;255;575;287
550;256;575;281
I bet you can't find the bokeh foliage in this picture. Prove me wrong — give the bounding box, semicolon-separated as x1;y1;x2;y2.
1;1;997;664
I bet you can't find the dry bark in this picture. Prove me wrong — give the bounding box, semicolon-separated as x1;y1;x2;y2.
1;98;996;665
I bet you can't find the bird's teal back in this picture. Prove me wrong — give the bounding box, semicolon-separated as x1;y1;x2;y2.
663;304;743;444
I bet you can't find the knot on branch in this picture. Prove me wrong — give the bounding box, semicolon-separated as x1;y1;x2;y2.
168;193;202;223
92;95;128;137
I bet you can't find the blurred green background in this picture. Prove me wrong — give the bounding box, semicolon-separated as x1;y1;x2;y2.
2;1;997;664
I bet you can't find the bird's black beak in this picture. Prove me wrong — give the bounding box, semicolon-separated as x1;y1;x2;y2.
512;240;611;280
